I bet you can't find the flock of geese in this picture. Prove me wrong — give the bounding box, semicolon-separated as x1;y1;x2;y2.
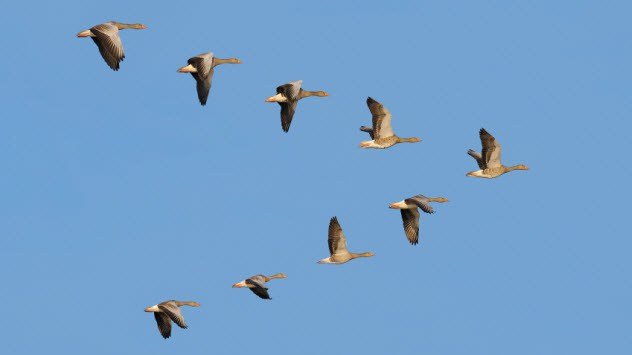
78;20;530;339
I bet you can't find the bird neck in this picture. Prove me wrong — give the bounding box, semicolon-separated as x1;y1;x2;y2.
213;57;241;66
506;164;527;172
175;301;200;307
397;137;420;143
299;90;327;99
115;23;145;30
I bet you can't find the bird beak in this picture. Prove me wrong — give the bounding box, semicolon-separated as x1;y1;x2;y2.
76;30;91;37
265;93;284;102
140;24;148;29
323;92;329;96
232;281;245;288
388;203;395;209
144;307;151;312
177;64;197;73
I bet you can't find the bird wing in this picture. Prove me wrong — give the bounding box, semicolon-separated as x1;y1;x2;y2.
153;312;172;339
246;278;271;299
328;217;348;255
406;195;435;214
188;54;213;77
277;80;302;100
367;97;394;139
158;302;188;329
467;149;486;169
187;55;214;105
360;126;375;139
90;23;125;71
400;208;420;245
479;128;502;169
192;69;213;106
279;100;298;132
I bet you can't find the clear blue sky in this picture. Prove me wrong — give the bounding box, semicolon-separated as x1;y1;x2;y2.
1;0;630;354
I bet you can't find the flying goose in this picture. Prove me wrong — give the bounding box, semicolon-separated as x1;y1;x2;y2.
232;273;287;300
318;217;374;264
359;97;421;149
389;195;449;245
467;128;529;178
177;52;242;106
144;300;200;339
265;80;328;132
77;21;147;71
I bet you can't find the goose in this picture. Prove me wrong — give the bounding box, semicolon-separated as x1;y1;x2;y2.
359;97;421;149
232;273;287;299
318;217;374;264
144;300;200;339
77;21;147;71
467;128;529;178
265;80;328;132
177;52;242;106
389;195;449;245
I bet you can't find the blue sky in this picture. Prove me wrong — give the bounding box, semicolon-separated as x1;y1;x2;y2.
1;0;631;354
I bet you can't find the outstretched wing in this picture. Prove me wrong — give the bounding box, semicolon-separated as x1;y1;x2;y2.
279;100;298;132
158;303;188;329
246;278;271;299
367;97;394;139
90;23;125;70
193;69;213;105
153;312;172;339
480;128;502;169
467;149;486;169
406;195;435;214
328;217;348;255
188;54;214;105
400;208;420;245
360;126;375;139
277;80;302;101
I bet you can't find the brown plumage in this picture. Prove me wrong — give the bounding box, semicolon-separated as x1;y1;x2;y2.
466;128;529;178
265;80;329;132
77;21;147;71
318;217;374;264
177;52;241;105
232;273;287;300
359;97;421;149
389;195;449;245
144;300;200;339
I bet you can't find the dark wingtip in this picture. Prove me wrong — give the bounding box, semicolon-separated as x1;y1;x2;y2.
479;128;488;135
366;97;376;104
330;216;338;223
